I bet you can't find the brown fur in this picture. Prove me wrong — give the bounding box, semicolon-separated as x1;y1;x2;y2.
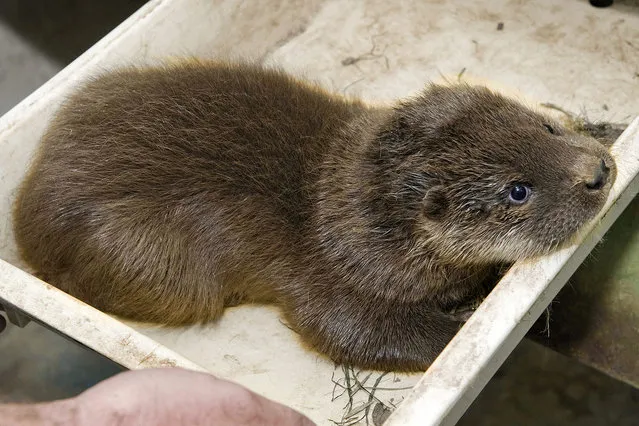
13;61;616;371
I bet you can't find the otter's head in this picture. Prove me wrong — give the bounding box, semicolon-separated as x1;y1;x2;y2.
374;84;616;265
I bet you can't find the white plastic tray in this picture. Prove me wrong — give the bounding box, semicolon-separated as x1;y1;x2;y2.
1;1;638;424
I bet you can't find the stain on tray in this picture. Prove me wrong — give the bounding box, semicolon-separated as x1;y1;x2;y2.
533;23;566;43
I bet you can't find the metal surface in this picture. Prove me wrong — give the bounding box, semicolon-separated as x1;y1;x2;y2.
3;303;30;328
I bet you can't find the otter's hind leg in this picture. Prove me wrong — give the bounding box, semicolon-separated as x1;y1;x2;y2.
78;218;228;325
24;212;225;325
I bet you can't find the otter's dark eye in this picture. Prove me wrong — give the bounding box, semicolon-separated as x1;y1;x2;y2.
543;123;555;134
509;184;531;204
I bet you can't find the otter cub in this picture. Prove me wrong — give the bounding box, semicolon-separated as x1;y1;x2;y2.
13;61;615;371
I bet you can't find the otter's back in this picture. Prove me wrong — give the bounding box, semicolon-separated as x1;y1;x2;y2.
13;63;367;314
40;63;364;224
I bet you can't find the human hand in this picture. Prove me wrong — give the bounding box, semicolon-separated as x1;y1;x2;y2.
74;367;315;426
0;367;315;426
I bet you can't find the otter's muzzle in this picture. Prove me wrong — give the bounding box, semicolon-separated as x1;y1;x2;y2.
585;158;610;191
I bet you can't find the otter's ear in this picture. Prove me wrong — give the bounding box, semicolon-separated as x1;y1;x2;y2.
422;185;448;220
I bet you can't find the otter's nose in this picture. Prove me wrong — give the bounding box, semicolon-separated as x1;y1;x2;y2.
585;159;610;191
